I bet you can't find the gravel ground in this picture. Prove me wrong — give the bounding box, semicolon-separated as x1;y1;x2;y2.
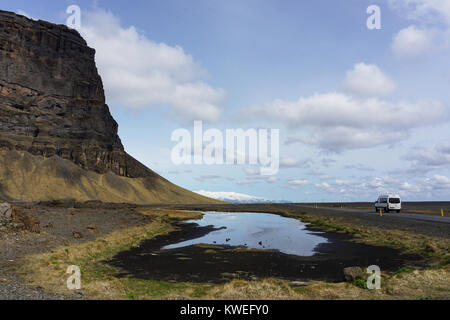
0;275;85;300
0;203;152;300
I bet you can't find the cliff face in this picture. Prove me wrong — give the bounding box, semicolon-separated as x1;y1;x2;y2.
0;10;219;204
0;10;152;178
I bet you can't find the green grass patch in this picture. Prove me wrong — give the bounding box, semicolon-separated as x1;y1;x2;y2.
394;267;414;276
194;243;224;249
353;279;367;289
441;254;450;266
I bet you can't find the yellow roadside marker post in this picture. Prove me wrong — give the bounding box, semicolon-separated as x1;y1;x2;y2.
380;209;383;217
442;209;444;217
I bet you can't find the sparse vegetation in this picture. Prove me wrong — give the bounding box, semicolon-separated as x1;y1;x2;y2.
16;207;450;300
282;210;450;266
392;267;414;278
0;150;221;204
353;279;367;289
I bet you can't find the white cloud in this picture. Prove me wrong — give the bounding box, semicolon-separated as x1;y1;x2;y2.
427;174;450;185
243;168;260;176
314;182;335;192
244;91;446;152
403;144;450;172
304;173;450;200
392;26;435;58
389;0;450;25
242;168;281;184
81;9;224;122
389;1;450;58
344;163;375;172
335;180;352;186
368;176;402;192
368;177;418;196
422;175;450;195
343;63;396;97
399;182;421;193
236;179;257;185
280;157;311;169
266;176;279;183
195;175;223;182
288;179;309;186
195;190;268;203
356;175;449;198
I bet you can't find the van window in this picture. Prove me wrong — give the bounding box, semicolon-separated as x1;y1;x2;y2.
380;198;387;203
389;198;401;204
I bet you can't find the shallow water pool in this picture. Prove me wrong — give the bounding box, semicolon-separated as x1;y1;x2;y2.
163;211;328;256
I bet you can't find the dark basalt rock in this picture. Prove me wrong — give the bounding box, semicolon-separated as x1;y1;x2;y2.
0;10;155;178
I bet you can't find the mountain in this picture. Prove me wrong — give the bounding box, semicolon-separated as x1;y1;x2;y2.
194;191;291;204
0;10;218;204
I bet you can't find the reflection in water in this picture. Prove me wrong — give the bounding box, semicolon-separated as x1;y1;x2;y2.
163;212;329;256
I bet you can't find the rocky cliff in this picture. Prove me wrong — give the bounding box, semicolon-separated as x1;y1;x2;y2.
0;10;154;178
0;10;217;204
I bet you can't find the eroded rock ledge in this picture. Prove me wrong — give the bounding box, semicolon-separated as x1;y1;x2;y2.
0;10;154;178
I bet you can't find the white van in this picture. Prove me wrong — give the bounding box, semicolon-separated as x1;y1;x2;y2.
375;195;401;213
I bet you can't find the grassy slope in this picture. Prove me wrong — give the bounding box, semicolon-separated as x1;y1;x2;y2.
0;150;219;204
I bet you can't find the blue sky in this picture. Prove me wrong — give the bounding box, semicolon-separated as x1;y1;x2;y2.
4;0;450;202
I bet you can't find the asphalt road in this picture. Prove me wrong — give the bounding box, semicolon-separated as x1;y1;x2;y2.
296;206;450;224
